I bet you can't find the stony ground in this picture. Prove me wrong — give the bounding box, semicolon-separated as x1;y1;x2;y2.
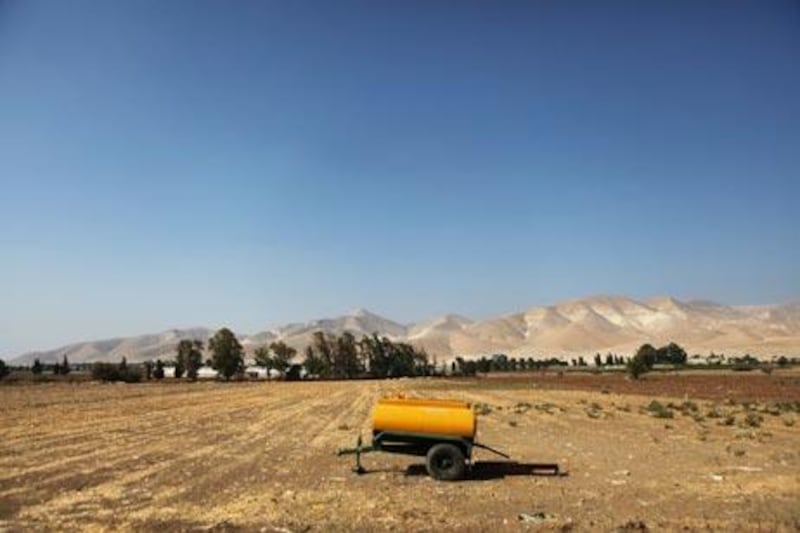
1;370;799;531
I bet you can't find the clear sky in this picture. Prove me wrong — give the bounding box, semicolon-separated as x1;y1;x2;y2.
1;1;799;356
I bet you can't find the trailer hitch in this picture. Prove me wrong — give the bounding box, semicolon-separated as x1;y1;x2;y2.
472;441;511;459
337;435;377;474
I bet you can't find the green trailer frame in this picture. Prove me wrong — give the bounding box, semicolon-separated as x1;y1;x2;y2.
337;430;509;481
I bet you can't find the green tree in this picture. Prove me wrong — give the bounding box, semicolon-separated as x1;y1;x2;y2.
208;328;244;380
385;341;421;377
0;359;9;380
628;344;660;379
153;359;165;379
31;358;43;375
91;362;141;382
176;339;203;380
174;359;185;379
61;354;71;375
302;345;327;377
312;332;335;376
491;354;509;372
301;331;338;378
415;347;431;375
456;358;476;376
627;353;649;379
92;362;119;381
334;332;362;378
254;345;273;379
663;342;687;365
635;344;657;369
301;332;428;380
187;340;204;379
269;341;297;377
361;334;388;377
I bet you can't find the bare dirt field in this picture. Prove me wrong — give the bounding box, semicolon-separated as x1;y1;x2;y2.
476;369;800;402
1;370;799;531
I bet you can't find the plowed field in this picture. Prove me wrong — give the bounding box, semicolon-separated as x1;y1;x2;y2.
1;372;799;531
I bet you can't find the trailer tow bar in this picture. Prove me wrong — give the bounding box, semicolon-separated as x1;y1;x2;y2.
471;442;511;459
337;435;378;475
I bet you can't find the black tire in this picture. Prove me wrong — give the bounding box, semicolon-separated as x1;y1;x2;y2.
425;443;466;481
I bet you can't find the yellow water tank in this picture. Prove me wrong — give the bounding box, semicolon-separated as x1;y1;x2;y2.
371;397;477;440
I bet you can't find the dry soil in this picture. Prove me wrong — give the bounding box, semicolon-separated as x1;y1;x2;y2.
1;371;799;531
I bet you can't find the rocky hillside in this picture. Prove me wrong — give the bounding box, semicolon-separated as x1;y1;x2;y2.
12;297;800;364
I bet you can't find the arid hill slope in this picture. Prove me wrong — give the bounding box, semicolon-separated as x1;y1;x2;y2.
12;297;800;363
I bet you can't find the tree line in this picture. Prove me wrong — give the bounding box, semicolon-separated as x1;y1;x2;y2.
86;328;432;382
450;352;632;376
452;354;567;376
449;343;692;378
3;334;798;383
302;331;430;379
24;355;73;376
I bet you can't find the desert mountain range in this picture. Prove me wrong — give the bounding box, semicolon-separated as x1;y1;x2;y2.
11;296;800;365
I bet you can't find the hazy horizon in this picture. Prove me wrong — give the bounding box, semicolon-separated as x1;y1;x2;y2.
2;2;799;355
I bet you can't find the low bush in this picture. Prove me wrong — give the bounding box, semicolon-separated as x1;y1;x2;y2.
513;402;532;414
627;354;649;379
474;403;493;415
776;401;800;413
646;400;674;419
534;402;563;414
585;402;605;419
585;407;603;419
742;411;763;428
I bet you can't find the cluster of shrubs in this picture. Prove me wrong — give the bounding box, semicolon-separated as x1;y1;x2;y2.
90;358;142;383
627;342;688;379
28;356;73;376
0;356;78;382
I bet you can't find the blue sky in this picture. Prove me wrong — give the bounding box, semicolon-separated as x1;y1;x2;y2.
1;1;798;355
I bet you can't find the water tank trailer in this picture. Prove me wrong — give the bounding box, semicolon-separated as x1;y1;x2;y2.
337;397;509;481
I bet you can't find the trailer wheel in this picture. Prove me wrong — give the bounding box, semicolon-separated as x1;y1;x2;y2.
425;443;466;481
